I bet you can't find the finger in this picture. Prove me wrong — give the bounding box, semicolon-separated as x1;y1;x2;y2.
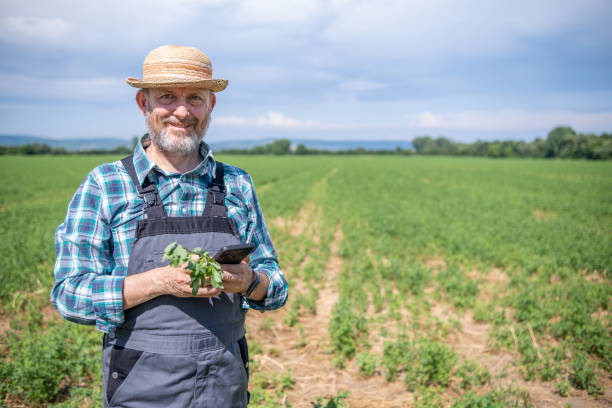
195;286;222;297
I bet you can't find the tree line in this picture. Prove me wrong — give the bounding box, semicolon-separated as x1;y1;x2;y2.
412;127;612;159
218;139;411;156
219;127;611;159
1;127;610;159
0;143;132;156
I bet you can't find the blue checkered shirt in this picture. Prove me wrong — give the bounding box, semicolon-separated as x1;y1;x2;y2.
51;137;288;333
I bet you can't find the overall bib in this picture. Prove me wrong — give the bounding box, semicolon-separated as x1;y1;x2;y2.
103;156;249;407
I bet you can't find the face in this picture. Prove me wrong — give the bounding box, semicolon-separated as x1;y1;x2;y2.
136;87;216;155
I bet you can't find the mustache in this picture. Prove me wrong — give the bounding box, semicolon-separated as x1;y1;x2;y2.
164;117;196;127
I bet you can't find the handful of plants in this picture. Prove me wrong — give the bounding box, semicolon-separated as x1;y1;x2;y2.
163;242;223;296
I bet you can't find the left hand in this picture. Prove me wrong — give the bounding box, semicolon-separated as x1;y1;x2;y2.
221;260;254;294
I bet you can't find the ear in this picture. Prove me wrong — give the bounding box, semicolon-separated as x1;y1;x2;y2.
209;92;216;113
135;90;148;115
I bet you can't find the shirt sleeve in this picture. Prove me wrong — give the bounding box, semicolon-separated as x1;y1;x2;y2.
239;174;289;312
50;171;125;333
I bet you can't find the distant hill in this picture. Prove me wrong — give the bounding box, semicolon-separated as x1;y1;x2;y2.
1;134;413;152
0;134;132;151
210;138;413;151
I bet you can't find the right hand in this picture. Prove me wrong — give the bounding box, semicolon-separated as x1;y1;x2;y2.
154;262;222;298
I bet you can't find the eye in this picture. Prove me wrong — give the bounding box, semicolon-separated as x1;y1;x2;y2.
188;94;204;105
157;93;175;105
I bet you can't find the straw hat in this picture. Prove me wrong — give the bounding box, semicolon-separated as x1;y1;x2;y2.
126;45;227;92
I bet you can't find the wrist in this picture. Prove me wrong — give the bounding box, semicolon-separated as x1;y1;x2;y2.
242;268;260;298
150;267;170;297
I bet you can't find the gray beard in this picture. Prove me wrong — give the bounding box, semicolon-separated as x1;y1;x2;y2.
147;115;211;155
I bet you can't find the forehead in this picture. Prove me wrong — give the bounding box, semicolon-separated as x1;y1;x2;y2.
150;87;209;96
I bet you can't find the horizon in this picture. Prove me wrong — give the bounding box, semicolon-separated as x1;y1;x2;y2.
1;1;611;142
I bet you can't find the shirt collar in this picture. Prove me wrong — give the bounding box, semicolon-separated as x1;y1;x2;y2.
131;134;216;187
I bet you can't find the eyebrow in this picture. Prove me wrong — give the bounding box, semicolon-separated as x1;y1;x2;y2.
156;89;207;96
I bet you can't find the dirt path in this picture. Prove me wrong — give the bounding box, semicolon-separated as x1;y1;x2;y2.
247;220;415;407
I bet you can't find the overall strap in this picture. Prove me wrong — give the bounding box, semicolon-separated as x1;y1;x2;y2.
120;155;167;219
204;162;227;217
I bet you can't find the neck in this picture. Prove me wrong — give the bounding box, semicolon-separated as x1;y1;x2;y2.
145;143;202;174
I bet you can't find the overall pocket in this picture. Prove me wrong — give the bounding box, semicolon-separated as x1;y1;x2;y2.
106;345;144;404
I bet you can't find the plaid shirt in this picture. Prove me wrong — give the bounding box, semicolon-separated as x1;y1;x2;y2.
51;137;288;333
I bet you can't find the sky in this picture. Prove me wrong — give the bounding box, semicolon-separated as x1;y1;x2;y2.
1;0;611;143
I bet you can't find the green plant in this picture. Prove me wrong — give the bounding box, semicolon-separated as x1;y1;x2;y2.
356;352;377;377
455;359;490;389
329;300;367;361
555;380;570;397
0;322;100;403
163;242;223;295
568;353;603;396
311;391;349;408
413;386;444;408
382;337;411;381
280;372;296;391
404;339;457;391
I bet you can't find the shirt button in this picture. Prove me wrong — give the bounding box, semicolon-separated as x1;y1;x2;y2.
111;372;119;380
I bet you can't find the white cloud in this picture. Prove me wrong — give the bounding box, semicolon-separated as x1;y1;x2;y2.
215;112;310;128
215;109;612;135
0;16;71;42
322;0;612;59
0;0;222;49
405;110;612;131
2;0;610;60
0;74;133;102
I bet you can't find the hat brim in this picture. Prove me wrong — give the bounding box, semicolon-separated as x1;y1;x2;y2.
125;77;228;92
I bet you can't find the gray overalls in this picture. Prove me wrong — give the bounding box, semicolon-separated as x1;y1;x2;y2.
103;156;250;407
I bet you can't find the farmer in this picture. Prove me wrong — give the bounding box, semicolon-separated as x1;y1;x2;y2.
50;45;288;407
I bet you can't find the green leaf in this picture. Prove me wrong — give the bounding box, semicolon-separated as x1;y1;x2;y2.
164;242;178;255
173;245;188;259
211;270;223;288
191;279;199;296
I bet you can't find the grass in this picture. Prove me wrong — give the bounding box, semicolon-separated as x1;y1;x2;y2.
0;154;610;406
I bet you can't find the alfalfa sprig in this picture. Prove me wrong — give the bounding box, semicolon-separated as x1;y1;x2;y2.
163;242;223;296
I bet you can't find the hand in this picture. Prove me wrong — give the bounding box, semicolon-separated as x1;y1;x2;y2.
155;263;223;298
221;260;254;294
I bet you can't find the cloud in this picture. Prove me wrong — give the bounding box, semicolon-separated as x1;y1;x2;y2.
405;110;612;132
215;109;612;135
0;74;132;103
4;1;608;58
319;0;612;62
215;112;310;128
0;16;71;42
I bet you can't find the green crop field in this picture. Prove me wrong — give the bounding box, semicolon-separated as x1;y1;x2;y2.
0;155;610;407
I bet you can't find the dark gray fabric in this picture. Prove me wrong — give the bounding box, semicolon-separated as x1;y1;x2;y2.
123;231;245;334
103;158;249;407
103;336;248;408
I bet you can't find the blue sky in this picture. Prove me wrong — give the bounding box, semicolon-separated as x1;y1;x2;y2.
1;0;611;143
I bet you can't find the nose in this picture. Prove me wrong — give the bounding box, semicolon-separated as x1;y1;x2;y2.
173;103;190;120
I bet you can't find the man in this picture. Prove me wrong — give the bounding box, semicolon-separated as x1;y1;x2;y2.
50;45;288;407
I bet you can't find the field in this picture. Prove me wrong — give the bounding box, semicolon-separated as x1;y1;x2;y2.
0;154;610;407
